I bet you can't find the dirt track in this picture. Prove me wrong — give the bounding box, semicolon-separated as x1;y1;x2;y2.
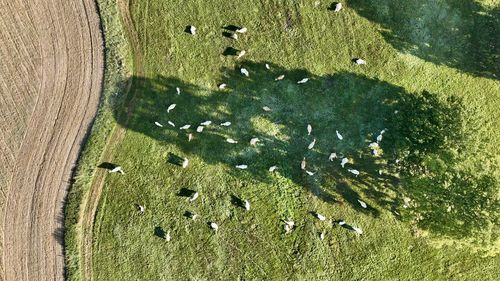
80;0;142;279
0;0;103;280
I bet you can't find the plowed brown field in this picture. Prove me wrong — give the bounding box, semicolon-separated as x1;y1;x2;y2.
0;0;103;280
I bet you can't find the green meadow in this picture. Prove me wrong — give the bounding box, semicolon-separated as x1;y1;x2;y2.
71;0;500;280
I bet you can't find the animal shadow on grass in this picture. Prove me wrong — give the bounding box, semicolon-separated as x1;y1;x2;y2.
333;220;355;232
114;61;476;239
167;152;184;166
230;195;245;209
154;226;166;239
98;162;117;171
222;31;235;39
183;211;196;219
184;26;194;34
308;211;322;219
222;25;240;31
348;0;499;79
177;188;196;197
223;47;239;56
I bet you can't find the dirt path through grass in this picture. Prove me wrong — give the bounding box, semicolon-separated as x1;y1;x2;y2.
80;0;143;279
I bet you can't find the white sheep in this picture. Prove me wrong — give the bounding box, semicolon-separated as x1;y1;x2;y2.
167;103;176;113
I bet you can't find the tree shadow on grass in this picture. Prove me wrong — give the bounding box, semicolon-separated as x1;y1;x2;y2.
348;0;499;79
113;61;496;243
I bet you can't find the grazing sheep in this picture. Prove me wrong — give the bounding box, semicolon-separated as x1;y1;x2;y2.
188;26;196;35
137;204;145;213
210;222;219;231
340;157;349;168
357;199;367;208
333;3;342;12
109;166;124;174
336;130;343;140
284;220;295;233
236;27;248;33
316;213;326;221
328;153;337;161
347;169;359;176
237;50;246;59
167;103;176;113
189;192;199;202
352;226;363;235
250;138;260;146
376;129;386;143
354;58;366;65
308;138;316;150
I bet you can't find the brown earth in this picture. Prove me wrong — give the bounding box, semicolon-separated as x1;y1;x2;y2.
0;0;103;280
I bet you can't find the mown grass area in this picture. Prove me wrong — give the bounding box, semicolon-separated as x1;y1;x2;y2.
90;0;499;280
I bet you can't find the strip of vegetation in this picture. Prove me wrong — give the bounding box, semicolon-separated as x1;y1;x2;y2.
385;91;499;249
64;0;132;279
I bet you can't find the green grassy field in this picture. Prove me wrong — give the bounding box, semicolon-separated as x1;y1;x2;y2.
87;0;499;280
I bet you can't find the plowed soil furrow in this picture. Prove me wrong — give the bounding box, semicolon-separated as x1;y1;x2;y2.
0;0;41;190
0;0;103;280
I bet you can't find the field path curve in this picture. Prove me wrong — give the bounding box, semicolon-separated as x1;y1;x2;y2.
80;0;144;279
1;0;103;280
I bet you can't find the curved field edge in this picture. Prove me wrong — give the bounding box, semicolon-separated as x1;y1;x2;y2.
64;0;132;279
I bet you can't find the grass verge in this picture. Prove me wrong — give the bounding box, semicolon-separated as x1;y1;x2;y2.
64;0;132;279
